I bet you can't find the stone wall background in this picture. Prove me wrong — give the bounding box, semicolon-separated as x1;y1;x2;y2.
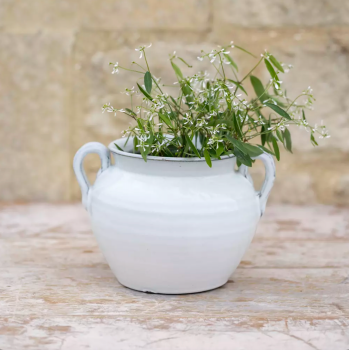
0;0;348;204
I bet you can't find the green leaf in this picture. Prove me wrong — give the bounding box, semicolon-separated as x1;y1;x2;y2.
216;143;225;158
269;55;284;73
208;149;220;159
264;102;292;120
171;61;183;79
136;118;145;132
310;133;318;146
223;54;238;71
114;143;124;152
133;135;138;153
233;147;253;167
250;75;268;102
257;144;275;156
261;124;267;146
264;59;278;80
181;82;193;104
125;108;137;117
177;57;192;68
234;45;257;58
270;97;288;108
283;128;292;153
144;71;152;94
266;116;273;143
227;79;247;95
185;134;201;158
182;140;190;156
226;134;263;157
170;96;179;107
147;122;154;145
276;129;284;143
167;111;177;120
271;137;280;161
137;83;153;101
204;149;212;168
158;113;173;129
124;132;132;148
239;142;263;157
231;112;243;138
140;147;148;162
302;109;306;121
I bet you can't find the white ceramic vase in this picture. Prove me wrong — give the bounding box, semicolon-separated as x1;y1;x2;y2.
73;137;275;294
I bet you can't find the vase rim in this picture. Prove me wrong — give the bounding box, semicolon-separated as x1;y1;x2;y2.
108;138;236;163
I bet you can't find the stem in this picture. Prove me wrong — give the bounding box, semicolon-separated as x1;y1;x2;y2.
240;110;249;132
257;81;272;101
119;66;144;74
143;51;150;72
212;63;224;78
286;94;304;111
241;57;263;83
132;62;146;71
219;54;226;81
232;68;239;81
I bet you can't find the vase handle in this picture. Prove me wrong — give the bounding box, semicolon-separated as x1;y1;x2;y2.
238;153;275;216
73;142;111;210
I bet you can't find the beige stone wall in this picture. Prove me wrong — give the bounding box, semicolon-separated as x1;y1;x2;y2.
0;0;348;204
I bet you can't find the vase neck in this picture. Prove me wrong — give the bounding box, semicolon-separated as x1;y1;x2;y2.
112;154;237;177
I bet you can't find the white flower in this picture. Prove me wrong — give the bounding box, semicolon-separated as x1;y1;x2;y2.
183;113;194;125
151;140;166;153
121;131;129;138
122;86;136;96
209;51;217;63
136;50;143;59
303;86;313;95
207;135;224;149
196;118;208;127
102;102;115;114
135;43;152;59
276;120;289;131
317;120;330;139
197;56;204;61
111;62;119;74
254;116;265;125
136;133;151;152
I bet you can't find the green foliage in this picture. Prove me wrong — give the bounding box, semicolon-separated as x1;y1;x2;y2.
250;76;268;102
203;149;212;167
103;43;329;167
269;55;284;73
264;102;292;120
264;59;278;80
144;71;152;94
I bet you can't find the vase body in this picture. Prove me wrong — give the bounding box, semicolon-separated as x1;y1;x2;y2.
73;139;275;294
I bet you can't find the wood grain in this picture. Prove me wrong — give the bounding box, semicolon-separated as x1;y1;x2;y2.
0;204;348;349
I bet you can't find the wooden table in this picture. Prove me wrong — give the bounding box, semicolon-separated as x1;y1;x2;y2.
0;204;348;349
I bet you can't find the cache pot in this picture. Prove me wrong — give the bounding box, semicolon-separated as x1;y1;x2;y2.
73;137;275;294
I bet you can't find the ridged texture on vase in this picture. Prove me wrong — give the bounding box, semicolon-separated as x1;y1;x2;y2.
73;139;275;294
89;161;260;294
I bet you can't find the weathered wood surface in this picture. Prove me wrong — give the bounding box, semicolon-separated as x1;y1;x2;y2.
0;204;348;350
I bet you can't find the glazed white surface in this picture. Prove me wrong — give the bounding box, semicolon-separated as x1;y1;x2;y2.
73;138;275;294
